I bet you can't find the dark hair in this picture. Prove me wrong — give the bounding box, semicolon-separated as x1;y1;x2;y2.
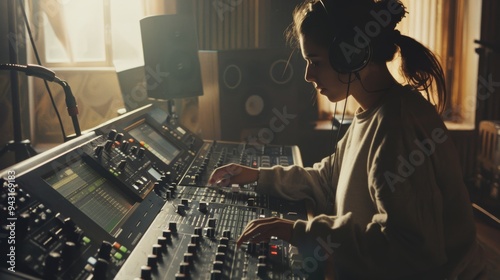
287;0;447;114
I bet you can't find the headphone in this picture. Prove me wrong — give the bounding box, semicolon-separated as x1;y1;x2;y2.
319;0;372;74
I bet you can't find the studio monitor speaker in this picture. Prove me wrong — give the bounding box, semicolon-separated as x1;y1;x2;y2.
140;14;203;99
117;66;151;111
198;48;316;145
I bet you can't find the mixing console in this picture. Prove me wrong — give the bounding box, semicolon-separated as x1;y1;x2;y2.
0;104;310;280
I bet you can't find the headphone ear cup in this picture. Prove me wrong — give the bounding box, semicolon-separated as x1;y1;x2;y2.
328;36;371;73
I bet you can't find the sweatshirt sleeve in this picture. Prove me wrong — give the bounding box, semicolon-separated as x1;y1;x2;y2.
255;155;338;214
290;116;449;278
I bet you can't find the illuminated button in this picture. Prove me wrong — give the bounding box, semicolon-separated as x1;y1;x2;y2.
113;252;123;260
82;236;91;244
87;257;97;266
119;245;128;253
139;141;145;147
112;242;121;250
84;264;93;272
128;138;134;143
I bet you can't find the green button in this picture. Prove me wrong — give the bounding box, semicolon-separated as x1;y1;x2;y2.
119;246;128;253
82;236;91;244
114;252;123;260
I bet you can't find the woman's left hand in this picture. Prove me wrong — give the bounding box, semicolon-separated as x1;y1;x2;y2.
236;217;295;247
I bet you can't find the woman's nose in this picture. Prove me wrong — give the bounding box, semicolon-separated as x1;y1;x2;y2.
304;64;315;83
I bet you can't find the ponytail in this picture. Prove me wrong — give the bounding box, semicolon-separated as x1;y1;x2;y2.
395;33;447;114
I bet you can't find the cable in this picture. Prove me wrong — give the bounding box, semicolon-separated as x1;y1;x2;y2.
325;72;352;213
19;0;68;142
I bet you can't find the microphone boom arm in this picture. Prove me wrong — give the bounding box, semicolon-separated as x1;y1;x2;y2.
0;63;82;140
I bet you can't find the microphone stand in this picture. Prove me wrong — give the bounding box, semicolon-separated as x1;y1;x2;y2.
0;64;82;161
0;0;37;164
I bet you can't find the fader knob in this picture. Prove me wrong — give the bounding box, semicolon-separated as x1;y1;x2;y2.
191;235;200;245
104;140;113;152
129;146;137;155
98;241;112;260
107;129;117;140
157;237;167;252
61;241;77;264
215;252;225;262
213;261;223;271
115;133;124;142
222;230;231;239
183;253;193;264
152;244;162;259
257;263;267;276
169;222;177;232
187;243;197;255
219;237;229;246
258;255;267;264
179;262;190;275
247;197;255;207
217;244;227;253
206;227;215;238
194;227;203;236
198;201;208;212
181;199;189;207
17;212;30;239
94;145;104;157
162;229;172;242
175;273;187;280
210;270;222;280
247;242;257;254
43;251;61;278
208;218;216;228
121;140;129;152
93;258;109;280
117;160;127;170
177;204;185;215
137;147;146;158
147;254;157;268
141;265;152;280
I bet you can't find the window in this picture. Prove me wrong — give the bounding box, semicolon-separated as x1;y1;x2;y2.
35;0;146;68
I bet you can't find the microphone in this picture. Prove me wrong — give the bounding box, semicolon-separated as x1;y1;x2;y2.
0;63;82;138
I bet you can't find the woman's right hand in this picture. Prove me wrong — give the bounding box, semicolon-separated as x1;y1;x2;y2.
208;164;259;188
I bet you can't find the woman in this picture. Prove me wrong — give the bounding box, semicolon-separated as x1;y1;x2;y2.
209;0;487;279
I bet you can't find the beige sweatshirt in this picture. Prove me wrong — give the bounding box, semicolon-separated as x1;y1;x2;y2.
256;85;487;279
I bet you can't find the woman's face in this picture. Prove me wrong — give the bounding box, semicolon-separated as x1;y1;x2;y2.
299;34;350;103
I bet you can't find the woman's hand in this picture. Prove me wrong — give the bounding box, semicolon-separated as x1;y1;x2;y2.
236;217;294;247
208;164;259;187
